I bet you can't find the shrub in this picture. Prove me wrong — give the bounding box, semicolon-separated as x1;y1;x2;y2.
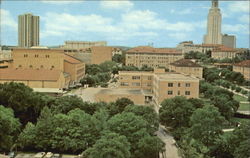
235;87;242;93
241;90;248;95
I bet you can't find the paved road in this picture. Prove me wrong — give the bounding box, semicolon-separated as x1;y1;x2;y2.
157;125;181;158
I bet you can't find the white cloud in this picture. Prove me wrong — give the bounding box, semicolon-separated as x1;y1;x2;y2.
170;8;193;15
0;9;17;30
228;1;249;13
41;0;83;5
40;9;206;42
238;14;250;23
222;24;249;34
168;33;188;41
100;1;134;10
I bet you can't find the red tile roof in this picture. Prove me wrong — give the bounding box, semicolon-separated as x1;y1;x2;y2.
126;46;182;54
0;69;62;81
234;60;250;68
170;59;202;67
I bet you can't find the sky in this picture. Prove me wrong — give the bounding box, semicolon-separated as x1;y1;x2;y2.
0;0;249;48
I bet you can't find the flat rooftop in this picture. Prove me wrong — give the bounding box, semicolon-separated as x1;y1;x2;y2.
98;88;144;95
155;73;199;81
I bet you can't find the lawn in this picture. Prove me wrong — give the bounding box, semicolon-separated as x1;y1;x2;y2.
233;94;248;102
238;103;250;111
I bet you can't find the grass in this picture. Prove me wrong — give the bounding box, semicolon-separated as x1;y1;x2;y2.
233;94;248;102
238;103;250;111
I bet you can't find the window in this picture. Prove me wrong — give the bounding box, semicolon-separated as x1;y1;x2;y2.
168;83;173;87
132;82;140;86
35;54;39;58
18;65;22;68
186;83;191;87
40;65;44;68
178;83;181;87
121;82;129;86
168;91;173;95
148;76;152;80
132;76;140;80
29;65;33;68
24;54;28;57
178;91;180;95
185;91;190;95
45;55;50;58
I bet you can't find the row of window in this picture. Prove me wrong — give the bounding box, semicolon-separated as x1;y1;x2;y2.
23;54;50;58
18;65;54;69
168;83;190;87
168;91;190;95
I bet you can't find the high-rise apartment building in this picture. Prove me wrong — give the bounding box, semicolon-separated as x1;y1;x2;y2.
18;13;39;47
203;0;222;45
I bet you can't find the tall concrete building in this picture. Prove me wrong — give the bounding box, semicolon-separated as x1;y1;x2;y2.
18;13;39;47
203;0;222;45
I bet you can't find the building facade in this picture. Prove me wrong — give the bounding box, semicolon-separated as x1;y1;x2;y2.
125;46;183;69
18;13;39;47
222;34;236;48
62;41;107;50
0;48;85;89
177;42;222;54
203;0;222;45
118;69;199;104
169;59;203;79
211;46;238;59
91;46;114;64
233;60;250;80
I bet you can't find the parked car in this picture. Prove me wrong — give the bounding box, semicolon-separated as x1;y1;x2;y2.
34;152;46;158
51;154;61;158
45;152;53;158
8;152;15;158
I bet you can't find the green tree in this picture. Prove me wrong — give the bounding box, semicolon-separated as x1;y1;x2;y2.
134;135;165;158
124;105;159;134
108;98;134;115
188;105;225;148
229;121;250;158
159;96;195;129
17;122;37;150
0;82;48;124
211;95;239;120
112;54;125;64
83;132;131;158
0;105;21;151
107;112;150;155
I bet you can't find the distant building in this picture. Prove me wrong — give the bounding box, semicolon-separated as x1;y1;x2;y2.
18;13;39;47
169;59;203;79
211;46;239;59
125;46;183;69
177;41;222;54
203;0;222;45
91;46;116;64
62;41;107;50
0;48;85;89
233;60;250;80
0;49;13;69
222;34;236;48
203;0;236;47
116;69;199;105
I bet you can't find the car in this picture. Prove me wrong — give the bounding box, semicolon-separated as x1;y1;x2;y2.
34;152;46;158
8;152;15;158
45;152;53;158
51;154;61;158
